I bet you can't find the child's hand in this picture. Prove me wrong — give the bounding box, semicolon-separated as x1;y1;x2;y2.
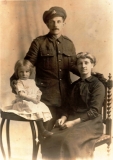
18;91;26;97
27;97;39;104
36;95;41;103
18;91;38;104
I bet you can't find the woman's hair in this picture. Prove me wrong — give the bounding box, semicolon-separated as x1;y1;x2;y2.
75;52;96;66
14;59;34;79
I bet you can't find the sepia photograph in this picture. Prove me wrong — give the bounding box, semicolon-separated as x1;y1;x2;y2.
0;0;113;160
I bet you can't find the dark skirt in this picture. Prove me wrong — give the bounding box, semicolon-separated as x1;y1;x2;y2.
41;114;103;160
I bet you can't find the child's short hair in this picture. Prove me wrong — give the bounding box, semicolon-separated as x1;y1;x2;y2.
14;59;34;79
76;52;96;66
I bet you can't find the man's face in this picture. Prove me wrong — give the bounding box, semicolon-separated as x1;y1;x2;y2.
46;17;65;36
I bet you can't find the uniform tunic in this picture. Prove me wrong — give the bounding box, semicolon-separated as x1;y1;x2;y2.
25;33;78;111
41;76;105;160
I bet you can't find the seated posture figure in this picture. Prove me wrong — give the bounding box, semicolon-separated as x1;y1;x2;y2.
41;52;105;159
4;59;53;138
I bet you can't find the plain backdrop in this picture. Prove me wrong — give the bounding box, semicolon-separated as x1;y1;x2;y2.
0;0;113;106
0;1;113;160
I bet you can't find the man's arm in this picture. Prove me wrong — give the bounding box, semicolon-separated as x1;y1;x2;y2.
66;40;80;76
24;38;40;66
10;74;18;94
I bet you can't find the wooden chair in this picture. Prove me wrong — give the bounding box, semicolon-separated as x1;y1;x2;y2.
95;73;112;155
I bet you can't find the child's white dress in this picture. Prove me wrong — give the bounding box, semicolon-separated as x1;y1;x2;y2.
4;79;52;121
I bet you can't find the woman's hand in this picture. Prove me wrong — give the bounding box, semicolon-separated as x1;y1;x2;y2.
55;116;67;128
60;121;75;129
60;118;81;130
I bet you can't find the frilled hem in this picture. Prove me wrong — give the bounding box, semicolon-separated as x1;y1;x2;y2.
2;102;52;122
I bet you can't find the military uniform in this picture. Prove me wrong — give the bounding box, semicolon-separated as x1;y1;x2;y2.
11;6;79;130
25;33;78;121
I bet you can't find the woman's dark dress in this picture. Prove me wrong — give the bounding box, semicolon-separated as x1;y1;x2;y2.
41;76;105;160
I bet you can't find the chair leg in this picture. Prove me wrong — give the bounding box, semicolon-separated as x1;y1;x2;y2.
0;119;6;160
30;121;38;160
36;141;41;159
6;120;11;159
35;122;41;157
107;143;111;156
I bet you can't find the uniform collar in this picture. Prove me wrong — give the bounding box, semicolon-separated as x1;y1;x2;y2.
48;32;63;43
56;36;62;43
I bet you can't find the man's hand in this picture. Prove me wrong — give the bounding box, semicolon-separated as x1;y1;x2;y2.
55;116;67;128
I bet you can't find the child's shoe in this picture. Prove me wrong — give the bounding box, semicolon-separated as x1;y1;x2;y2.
42;130;53;138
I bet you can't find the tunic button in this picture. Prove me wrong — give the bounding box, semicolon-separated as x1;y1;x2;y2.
59;59;61;61
59;69;62;71
59;79;62;81
47;54;49;55
41;83;43;85
58;51;61;53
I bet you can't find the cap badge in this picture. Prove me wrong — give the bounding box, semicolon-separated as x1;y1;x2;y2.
52;10;56;14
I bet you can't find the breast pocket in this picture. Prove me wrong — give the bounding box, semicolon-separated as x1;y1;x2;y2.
39;48;57;70
62;51;74;69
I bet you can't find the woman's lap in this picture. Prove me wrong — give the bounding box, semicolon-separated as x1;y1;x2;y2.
41;115;103;160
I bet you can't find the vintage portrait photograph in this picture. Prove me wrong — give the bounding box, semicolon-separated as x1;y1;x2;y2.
0;0;113;160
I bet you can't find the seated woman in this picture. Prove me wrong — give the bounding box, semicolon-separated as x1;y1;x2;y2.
41;52;105;160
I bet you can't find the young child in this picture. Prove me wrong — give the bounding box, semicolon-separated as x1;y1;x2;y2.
6;59;53;138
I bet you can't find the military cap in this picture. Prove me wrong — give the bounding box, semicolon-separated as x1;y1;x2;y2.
43;6;67;23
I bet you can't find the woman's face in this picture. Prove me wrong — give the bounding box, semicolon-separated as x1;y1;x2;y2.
46;17;65;36
77;58;94;78
18;66;31;80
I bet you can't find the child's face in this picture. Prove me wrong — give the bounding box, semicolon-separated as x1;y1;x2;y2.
77;58;94;77
18;66;31;80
